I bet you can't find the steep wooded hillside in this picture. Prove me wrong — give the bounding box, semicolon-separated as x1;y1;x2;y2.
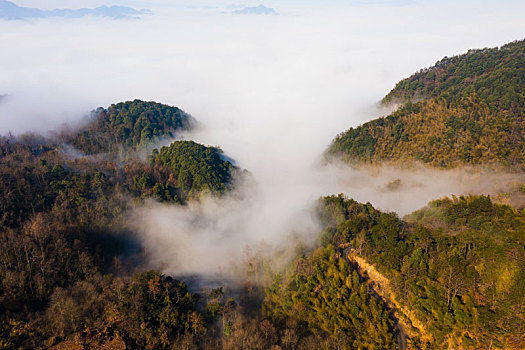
383;40;525;110
64;100;193;154
293;194;525;349
0;103;241;348
328;40;525;168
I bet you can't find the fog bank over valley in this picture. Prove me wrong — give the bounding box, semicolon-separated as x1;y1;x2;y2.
2;0;525;277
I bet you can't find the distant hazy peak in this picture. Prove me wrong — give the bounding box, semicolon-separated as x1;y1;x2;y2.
231;5;278;15
0;1;150;20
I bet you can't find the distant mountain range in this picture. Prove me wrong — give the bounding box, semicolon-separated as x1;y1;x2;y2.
231;5;277;15
0;1;150;20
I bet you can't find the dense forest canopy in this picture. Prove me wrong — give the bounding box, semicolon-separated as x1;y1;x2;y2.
0;135;236;230
62;99;194;155
304;194;525;349
3;169;523;349
151;141;235;196
383;40;525;110
263;244;397;349
328;39;525;168
0;101;243;348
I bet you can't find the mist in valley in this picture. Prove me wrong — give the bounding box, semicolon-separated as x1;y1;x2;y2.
2;0;525;279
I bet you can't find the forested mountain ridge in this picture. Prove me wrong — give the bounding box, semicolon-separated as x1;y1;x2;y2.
0;131;235;231
328;39;525;168
152;141;235;196
3;176;523;348
0;100;244;348
383;39;525;109
62;99;194;155
270;194;525;349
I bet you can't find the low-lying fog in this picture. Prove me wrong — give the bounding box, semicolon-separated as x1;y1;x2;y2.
2;0;525;277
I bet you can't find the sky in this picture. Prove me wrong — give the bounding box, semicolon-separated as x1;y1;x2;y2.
2;0;525;276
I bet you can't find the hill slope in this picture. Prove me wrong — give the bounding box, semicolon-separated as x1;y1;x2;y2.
383;40;525;110
64;99;193;155
328;39;525;168
0;101;241;347
151;141;235;196
270;194;525;349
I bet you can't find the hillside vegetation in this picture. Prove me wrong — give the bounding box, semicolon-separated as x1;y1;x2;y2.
63;99;193;154
383;40;525;109
292;194;525;349
4;173;523;349
0;101;241;348
263;244;397;349
151;141;235;196
329;39;525;168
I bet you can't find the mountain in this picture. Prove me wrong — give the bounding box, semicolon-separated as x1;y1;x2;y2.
263;194;525;349
152;141;235;196
0;135;236;230
0;99;236;230
63;100;194;155
0;1;150;20
383;40;525;110
232;5;278;15
328;39;525;168
0;99;243;347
